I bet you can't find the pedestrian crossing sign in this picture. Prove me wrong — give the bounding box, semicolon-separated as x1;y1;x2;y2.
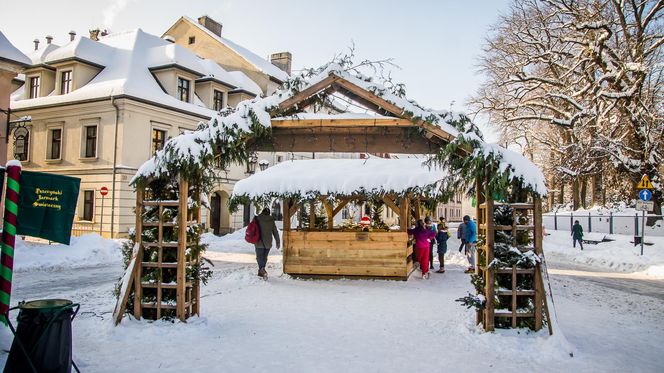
637;175;654;189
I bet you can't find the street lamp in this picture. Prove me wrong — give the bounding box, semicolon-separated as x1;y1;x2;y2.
258;159;269;171
246;152;258;175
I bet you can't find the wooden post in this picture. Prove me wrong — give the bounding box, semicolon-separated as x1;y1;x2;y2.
320;197;334;231
176;176;188;321
156;204;164;319
282;199;290;268
133;187;144;319
309;200;316;229
399;197;409;232
533;196;544;331
485;191;495;332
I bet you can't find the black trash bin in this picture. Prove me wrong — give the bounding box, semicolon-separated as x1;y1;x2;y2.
4;299;79;373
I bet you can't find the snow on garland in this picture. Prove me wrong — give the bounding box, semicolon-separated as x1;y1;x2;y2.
131;58;547;199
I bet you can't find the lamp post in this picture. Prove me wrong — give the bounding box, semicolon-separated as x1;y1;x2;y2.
258;159;269;171
246;152;258;175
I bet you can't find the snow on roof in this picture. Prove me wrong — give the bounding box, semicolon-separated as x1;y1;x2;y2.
183;16;289;82
26;42;60;65
232;158;448;199
198;59;237;88
228;70;262;96
10;29;247;117
44;36;114;66
0;31;31;66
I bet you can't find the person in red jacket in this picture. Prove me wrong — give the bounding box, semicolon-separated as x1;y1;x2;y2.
408;219;436;279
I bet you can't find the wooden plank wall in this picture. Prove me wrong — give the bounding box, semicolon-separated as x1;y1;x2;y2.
283;231;411;279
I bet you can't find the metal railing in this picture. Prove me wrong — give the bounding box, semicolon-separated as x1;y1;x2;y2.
71;222;96;237
543;212;664;237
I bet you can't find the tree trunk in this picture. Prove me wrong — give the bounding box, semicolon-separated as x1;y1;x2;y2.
572;178;580;210
580;177;588;209
591;174;602;207
558;182;565;205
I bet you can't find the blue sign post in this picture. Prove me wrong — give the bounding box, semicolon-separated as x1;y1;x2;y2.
639;189;652;201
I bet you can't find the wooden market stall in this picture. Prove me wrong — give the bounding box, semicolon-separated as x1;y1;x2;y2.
230;158;446;280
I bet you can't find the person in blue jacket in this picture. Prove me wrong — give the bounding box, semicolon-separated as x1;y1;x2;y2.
463;215;477;273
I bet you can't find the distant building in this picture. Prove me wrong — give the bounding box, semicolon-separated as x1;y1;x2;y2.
8;29;263;237
0;31;31;165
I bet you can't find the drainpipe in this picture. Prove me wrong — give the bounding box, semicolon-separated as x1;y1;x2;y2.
110;96;120;237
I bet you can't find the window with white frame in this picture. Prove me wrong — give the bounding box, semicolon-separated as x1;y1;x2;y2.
152;128;167;155
83;125;97;158
60;70;72;94
29;76;40;98
177;77;190;102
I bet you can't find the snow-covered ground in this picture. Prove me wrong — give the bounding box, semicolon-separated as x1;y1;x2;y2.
544;230;664;278
0;233;663;372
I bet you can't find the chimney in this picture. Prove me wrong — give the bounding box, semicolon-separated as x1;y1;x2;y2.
89;29;100;41
69;30;76;41
33;39;40;50
270;52;292;75
46;35;53;45
197;15;222;37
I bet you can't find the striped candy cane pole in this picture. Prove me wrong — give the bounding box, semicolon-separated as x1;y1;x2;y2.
0;162;21;324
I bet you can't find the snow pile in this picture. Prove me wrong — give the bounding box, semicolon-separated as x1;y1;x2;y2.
232;158;448;199
0;31;30;66
13;233;123;272
543;230;664;278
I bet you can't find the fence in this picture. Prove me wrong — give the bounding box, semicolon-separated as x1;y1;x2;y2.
71;221;96;237
543;213;664;237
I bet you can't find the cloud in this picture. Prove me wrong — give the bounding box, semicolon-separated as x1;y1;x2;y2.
103;0;135;28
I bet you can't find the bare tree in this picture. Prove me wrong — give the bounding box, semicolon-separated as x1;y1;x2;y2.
471;0;664;215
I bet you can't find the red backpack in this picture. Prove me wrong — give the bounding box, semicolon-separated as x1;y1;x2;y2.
245;217;261;244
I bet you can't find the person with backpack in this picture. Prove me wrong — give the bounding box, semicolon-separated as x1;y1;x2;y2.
245;208;280;279
572;220;584;250
408;219;436;279
435;217;449;273
463;215;477;273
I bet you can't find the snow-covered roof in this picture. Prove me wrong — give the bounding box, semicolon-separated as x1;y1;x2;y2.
232;158;448;199
273;112;396;120
182;16;289;82
10;29;260;116
228;71;262;96
0;31;31;66
26;42;60;65
44;36;114;66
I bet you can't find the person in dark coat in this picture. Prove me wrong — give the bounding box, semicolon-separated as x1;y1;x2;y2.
425;216;437;270
572;220;584;250
435;218;449;273
254;208;281;279
457;220;467;253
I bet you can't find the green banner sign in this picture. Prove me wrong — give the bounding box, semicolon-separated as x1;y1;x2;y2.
16;171;80;245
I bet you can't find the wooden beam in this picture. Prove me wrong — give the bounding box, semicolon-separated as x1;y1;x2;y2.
271;117;414;128
282;199;291;231
176;176;188;321
277;75;339;112
382;196;401;217
484;178;495;332
332;197;352;217
399;198;410;232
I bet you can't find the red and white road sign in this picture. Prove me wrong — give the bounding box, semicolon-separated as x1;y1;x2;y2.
100;186;109;196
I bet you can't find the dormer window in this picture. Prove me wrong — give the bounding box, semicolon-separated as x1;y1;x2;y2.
213;90;224;111
29;76;40;98
60;70;72;94
177;77;190;102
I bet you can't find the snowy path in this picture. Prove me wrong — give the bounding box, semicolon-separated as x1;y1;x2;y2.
0;242;663;372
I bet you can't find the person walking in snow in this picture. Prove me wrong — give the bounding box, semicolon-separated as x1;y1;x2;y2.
572;220;584;250
408;219;436;279
457;219;467;253
254;208;280;279
425;216;437;270
463;215;477;273
435;218;449;273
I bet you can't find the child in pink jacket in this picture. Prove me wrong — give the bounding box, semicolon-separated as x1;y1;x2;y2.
408;219;436;279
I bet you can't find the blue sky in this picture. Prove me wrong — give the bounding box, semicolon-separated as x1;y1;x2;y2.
3;0;511;140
